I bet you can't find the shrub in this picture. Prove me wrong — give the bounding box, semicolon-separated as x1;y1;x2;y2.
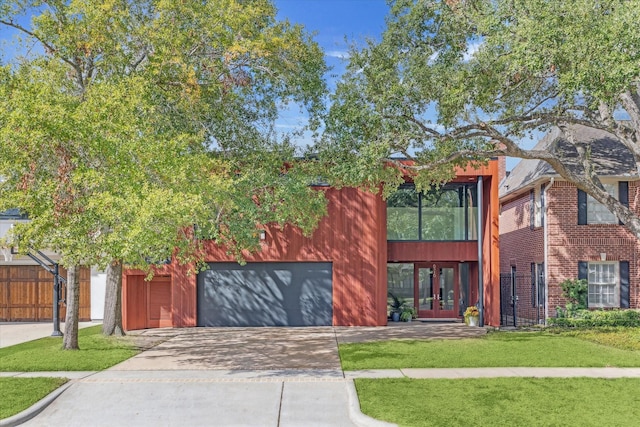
557;278;587;317
548;309;640;328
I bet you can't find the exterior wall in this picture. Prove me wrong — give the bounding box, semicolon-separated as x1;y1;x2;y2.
123;159;501;329
546;181;640;315
500;180;640;319
124;187;388;328
499;192;544;273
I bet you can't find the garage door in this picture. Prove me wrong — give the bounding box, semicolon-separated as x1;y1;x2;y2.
0;265;91;321
197;262;332;327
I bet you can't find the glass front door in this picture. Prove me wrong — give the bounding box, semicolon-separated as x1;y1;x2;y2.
416;263;459;318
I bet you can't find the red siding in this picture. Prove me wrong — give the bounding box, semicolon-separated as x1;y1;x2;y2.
123;159;501;329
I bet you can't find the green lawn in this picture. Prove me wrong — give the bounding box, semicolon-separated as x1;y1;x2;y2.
0;325;139;372
0;325;141;421
0;377;68;419
356;377;640;427
340;330;640;370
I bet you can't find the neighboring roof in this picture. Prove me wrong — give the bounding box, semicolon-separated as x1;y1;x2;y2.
500;125;638;199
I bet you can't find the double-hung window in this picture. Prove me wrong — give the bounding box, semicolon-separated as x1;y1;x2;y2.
587;262;619;308
587;183;618;224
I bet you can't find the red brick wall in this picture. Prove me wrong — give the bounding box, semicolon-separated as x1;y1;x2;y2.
546;181;639;315
499;191;544;274
500;180;640;319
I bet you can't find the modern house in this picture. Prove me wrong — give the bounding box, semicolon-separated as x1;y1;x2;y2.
0;209;106;322
499;125;640;322
121;160;502;330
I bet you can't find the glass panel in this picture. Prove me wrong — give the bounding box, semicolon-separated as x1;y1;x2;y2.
387;263;414;308
418;268;434;311
440;268;455;310
387;189;419;240
387;184;478;241
587;183;618;224
588;262;619;308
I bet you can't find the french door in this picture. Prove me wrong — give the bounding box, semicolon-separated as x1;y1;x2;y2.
415;263;459;318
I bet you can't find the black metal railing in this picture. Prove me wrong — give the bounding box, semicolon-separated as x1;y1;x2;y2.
500;273;545;327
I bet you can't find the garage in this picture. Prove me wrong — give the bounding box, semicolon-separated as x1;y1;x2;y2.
0;265;91;321
197;262;332;327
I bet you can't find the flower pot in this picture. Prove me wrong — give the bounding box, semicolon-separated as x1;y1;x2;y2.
468;315;479;327
391;312;400;322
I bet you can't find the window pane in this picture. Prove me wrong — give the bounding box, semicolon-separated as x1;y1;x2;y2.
387;189;419;240
421;186;466;241
387;263;414;308
587;183;618;224
588;262;618;308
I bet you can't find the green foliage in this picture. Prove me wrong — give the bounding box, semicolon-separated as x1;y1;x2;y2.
548;310;640;328
0;0;328;272
355;378;640;427
388;291;412;314
557;278;588;317
320;0;640;237
0;377;67;419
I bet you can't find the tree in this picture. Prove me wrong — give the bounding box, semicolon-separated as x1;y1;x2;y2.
0;0;327;346
320;0;640;237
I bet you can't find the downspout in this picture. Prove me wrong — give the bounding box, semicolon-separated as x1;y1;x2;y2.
544;178;554;323
477;176;484;326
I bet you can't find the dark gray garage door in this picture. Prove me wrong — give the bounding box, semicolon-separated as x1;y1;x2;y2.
197;262;332;327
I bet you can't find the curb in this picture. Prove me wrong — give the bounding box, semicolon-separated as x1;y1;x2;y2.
0;382;73;427
346;379;397;427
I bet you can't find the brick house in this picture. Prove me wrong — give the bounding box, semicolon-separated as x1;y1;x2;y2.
499;125;640;322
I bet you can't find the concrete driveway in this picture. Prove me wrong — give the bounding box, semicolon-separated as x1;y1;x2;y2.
17;323;484;427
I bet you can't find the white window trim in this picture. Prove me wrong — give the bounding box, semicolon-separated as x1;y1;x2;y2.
587;261;619;308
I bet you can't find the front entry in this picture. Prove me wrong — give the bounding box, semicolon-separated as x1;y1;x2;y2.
415;263;459;318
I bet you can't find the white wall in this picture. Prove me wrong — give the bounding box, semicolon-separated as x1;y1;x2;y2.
91;268;107;321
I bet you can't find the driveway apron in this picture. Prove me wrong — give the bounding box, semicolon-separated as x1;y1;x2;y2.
21;327;362;427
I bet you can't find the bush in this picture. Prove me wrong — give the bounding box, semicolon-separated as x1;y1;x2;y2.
548;309;640;328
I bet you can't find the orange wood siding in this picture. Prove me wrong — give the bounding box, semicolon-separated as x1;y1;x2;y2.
0;266;91;322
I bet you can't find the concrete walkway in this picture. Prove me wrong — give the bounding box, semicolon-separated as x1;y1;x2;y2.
0;321;98;348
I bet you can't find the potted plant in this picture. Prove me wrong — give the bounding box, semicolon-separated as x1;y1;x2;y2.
388;292;411;322
400;306;416;322
464;306;480;326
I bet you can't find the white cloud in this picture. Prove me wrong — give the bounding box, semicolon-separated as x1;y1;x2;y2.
325;50;350;59
463;41;483;62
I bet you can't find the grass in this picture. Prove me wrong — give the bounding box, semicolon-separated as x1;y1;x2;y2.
0;377;68;419
339;329;640;370
0;325;139;371
355;377;640;427
0;325;141;420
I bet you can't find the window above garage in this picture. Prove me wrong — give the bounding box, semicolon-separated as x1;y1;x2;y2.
387;183;478;241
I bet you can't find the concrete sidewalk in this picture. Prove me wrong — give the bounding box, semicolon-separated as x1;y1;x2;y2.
7;367;640;427
0;321;98;348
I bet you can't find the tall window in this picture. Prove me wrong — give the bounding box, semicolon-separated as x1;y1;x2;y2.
587;262;619;308
387;184;478;241
587;183;618;224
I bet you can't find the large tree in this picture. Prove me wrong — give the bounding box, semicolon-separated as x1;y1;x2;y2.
320;0;640;236
0;0;327;346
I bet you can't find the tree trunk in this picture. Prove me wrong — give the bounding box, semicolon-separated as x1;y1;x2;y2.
62;265;80;350
102;259;125;336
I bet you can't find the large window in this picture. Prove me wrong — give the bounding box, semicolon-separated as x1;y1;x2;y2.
387;184;478;241
587;262;619;308
587;183;618;224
